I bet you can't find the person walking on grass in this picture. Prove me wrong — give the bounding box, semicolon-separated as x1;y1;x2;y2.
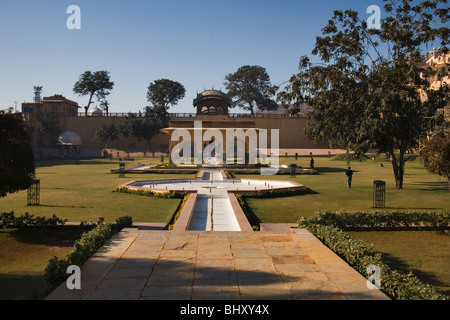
346;167;354;188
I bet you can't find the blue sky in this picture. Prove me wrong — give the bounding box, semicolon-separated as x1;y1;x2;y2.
0;0;392;114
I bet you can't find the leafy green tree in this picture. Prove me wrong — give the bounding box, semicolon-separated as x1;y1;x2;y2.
73;71;114;116
420;136;450;191
274;0;449;189
147;79;186;111
139;106;170;150
119;108;169;150
99;100;110;117
225;65;278;116
120;113;142;139
94;123;119;149
140;79;185;149
0;112;35;198
35;112;61;147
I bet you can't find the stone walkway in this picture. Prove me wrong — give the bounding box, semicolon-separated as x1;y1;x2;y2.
46;227;389;300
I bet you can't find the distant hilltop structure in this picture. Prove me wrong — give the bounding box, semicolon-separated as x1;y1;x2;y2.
423;47;450;90
22;95;79;121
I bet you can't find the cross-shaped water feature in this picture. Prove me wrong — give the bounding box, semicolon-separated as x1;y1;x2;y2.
120;169;304;231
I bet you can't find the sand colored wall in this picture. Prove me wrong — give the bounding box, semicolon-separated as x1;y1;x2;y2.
61;116;169;150
26;114;328;152
166;116;328;149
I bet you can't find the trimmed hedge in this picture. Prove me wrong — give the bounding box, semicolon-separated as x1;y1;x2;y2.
298;211;449;300
226;169;317;176
237;187;312;199
300;210;450;231
44;216;133;293
234;187;313;231
1;211;66;229
167;194;190;230
114;186;188;199
235;194;261;231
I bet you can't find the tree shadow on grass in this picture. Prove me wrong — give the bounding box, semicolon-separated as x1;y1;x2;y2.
35;159;126;169
316;167;354;173
4;228;85;247
381;252;450;296
408;182;449;192
383;206;445;210
38;204;94;209
0;274;46;300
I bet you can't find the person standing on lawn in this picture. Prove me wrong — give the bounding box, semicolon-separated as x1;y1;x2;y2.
346;167;354;188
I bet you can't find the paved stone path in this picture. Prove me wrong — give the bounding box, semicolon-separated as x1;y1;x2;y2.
46;227;389;300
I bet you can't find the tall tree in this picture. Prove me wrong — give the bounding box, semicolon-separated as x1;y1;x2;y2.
274;0;449;189
100;99;110;117
0;112;35;198
35;112;61;147
225;65;278;116
94;123;119;149
120;113;142;140
147;79;186;111
420;136;450;191
143;79;185;149
140;104;173;149
73;71;114;116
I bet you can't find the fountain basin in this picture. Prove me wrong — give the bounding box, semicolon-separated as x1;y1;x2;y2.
118;169;305;232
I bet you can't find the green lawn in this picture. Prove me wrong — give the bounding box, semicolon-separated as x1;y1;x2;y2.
0;154;449;300
348;230;450;297
0;157;196;223
239;155;449;223
0;228;85;300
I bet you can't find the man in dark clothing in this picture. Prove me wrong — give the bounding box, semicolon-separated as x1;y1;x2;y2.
310;158;315;169
346;167;354;188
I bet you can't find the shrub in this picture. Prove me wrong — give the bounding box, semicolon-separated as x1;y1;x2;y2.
115;215;133;230
298;213;449;300
224;171;235;179
167;194;190;230
299;210;450;231
235;194;260;230
0;211;66;229
44;215;133;293
114;186;188;199
237;187;312;199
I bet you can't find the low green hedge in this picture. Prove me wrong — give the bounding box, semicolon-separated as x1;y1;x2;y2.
167;194;190;230
301;210;450;231
226;169;317;176
114;186;188;199
237;187;312;199
234;187;313;231
1;211;66;229
235;194;261;231
44;216;133;293
298;211;449;300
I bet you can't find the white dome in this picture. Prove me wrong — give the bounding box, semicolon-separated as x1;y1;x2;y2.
89;107;103;116
58;130;83;146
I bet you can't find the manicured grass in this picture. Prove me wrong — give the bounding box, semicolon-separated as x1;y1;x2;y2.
348;230;450;297
0;228;85;300
0;157;197;223
237;155;449;223
1;154;448;300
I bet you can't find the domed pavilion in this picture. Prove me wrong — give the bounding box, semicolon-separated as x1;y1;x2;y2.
193;90;232;116
162;89;258;166
56;130;84;158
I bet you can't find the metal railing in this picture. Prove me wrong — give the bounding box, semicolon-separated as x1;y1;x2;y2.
22;111;307;120
74;112;307;119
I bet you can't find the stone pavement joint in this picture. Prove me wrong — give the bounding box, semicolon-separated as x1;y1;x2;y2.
46;228;389;300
